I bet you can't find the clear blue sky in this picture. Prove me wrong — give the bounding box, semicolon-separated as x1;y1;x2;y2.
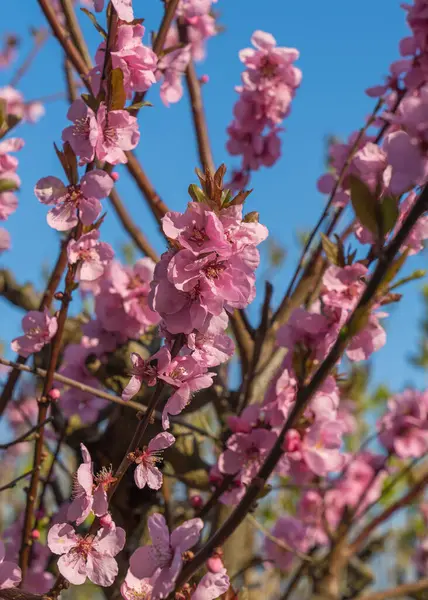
1;0;427;393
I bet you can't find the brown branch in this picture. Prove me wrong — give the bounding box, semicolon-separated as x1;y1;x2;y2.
59;0;92;69
0;270;40;311
173;183;428;592
124;151;169;224
9;28;49;87
19;223;82;577
0;357;218;442
349;471;428;553
109;188;159;261
0;468;39;493
354;578;428;600
0;418;53;449
0;238;69;418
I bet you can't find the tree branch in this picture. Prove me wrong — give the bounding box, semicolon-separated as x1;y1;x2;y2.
355;578;428;600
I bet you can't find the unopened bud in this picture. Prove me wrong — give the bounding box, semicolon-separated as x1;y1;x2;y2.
54;291;64;301
111;172;119;182
200;74;209;85
31;529;40;540
207;555;224;573
100;513;114;529
48;388;61;401
190;494;203;509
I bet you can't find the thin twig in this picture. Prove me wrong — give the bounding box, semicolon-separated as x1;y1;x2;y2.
59;0;92;69
0;357;218;442
0;468;40;494
354;577;428;600
0;418;53;449
9;29;49;87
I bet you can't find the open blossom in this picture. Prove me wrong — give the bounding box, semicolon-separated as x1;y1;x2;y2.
301;420;345;476
95;103;140;164
129;513;203;598
0;541;21;589
219;428;277;485
11;310;57;357
378;389;428;458
0;86;44;123
48;523;125;586
133;432;175;490
35;170;113;231
157;28;191;106
62;99;99;163
67;444;116;525
264;516;310;571
111;24;158;94
67;230;114;282
94;0;134;22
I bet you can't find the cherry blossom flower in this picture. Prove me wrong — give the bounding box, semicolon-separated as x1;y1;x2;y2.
192;568;230;599
94;0;134;22
95;103;140;165
11;310;58;357
111;24;158;94
219;428;277;485
302;420;345;476
62;99;100;164
67;230;114;282
48;523;125;586
133;432;175;490
129;513;203;598
35;170;113;231
264;516;310;571
0;541;21;589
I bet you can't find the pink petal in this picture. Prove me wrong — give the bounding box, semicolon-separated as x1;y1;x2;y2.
134;464;148;489
122;375;143;402
148;432;175;452
129;546;159;579
93;485;109;517
47;523;79;555
145;464;163;490
57;553;87;585
34;176;66;205
93;526;126;557
112;0;134;21
170;518;203;552
86;552;118;587
0;561;21;589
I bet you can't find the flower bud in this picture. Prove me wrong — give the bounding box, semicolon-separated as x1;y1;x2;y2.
207;555;224;573
200;74;209;84
190;494;203;509
48;388;61;401
100;513;114;529
31;529;40;540
111;172;119;182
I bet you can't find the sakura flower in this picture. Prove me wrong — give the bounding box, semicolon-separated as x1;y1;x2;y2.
48;523;125;586
94;0;134;22
302;419;345;476
264;516;310;571
129;513;203;598
0;192;18;220
192;568;230;600
121;570;157;600
219;428;277;485
67;230;114;282
378;389;428;458
111;24;158;94
11;310;58;357
62;99;100;163
0;228;10;253
35;170;113;231
67;443;116;525
122;348;170;402
0;540;21;589
95;103;140;165
134;432;175;490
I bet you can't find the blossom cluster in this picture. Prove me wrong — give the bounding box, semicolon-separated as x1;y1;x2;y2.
226;30;302;188
0;135;22;254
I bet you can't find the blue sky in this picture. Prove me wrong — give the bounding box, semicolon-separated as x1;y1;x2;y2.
1;0;427;393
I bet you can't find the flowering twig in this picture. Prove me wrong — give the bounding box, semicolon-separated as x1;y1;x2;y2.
0;417;53;449
0;237;69;418
173;183;428;592
0;468;40;494
0;356;218;441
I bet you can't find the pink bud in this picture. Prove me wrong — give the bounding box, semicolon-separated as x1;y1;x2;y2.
111;172;119;182
186;15;199;25
190;494;203;509
48;388;60;401
100;513;113;528
200;74;209;85
209;473;223;487
283;429;301;453
207;556;224;573
31;529;40;540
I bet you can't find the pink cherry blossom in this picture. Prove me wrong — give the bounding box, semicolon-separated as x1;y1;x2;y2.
94;0;134;22
264;516;310;571
0;541;21;589
48;523;125;586
129;513;203;598
111;24;158;94
11;309;58;357
219;428;277;485
0;227;10;252
158;29;191;106
192;568;230;600
134;432;175;490
67;230;114;282
35;170;113;231
302;420;345;476
62;99;100;164
0;192;18;220
95;103;140;165
378;389;428;458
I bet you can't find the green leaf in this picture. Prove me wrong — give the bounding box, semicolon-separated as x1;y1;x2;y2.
380;195;399;235
321;232;340;266
110;68;126;111
349;175;378;234
0;179;18;193
188;184;206;203
125;101;153;112
80;8;107;38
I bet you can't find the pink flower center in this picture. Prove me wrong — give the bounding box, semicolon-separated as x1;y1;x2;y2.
67;184;83;207
73;535;95;559
135;447;163;466
73;116;90;139
103;125;118;146
188;226;209;246
94;466;117;490
244;444;261;462
125;585;153;600
203;258;227;279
